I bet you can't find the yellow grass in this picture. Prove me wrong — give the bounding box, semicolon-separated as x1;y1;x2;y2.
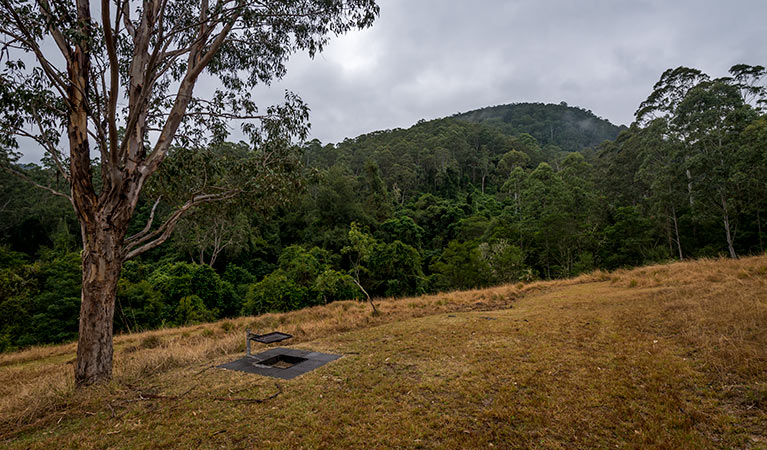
1;256;766;448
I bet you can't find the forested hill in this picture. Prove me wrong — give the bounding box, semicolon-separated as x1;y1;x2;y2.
2;65;765;352
302;102;622;201
454;102;624;152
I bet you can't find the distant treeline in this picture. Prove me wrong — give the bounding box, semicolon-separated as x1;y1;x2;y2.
1;67;765;351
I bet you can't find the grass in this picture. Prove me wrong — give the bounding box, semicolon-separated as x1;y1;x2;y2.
1;256;766;448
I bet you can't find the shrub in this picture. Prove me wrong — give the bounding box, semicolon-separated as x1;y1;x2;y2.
175;295;216;325
313;269;359;303
368;240;425;297
242;271;308;315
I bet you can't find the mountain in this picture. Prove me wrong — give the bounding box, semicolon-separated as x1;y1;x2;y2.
453;102;625;153
304;102;625;201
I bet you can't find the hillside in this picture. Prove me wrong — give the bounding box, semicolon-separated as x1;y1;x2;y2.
2;256;766;448
453;102;624;152
4;76;765;355
305;101;624;196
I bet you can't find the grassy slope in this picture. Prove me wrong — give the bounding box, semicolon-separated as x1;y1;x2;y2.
1;257;766;449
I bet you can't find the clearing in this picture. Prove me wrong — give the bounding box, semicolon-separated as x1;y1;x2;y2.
1;256;766;448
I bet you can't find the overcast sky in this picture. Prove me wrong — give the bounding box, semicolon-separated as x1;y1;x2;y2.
249;0;767;143
17;0;767;162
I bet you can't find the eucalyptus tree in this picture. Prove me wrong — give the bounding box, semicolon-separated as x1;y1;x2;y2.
636;64;765;258
173;206;251;267
738;117;767;251
0;0;378;386
674;79;755;258
635;119;687;260
635;67;710;208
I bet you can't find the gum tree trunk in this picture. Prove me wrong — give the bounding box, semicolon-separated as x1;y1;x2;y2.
721;194;737;259
671;205;684;260
75;220;127;385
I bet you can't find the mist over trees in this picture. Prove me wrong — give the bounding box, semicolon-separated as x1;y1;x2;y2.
1;66;766;355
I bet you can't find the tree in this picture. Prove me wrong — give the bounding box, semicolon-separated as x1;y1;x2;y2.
635;67;710;209
495;150;530;184
361;160;391;221
599;206;656;269
0;0;378;386
634;121;687;260
430;239;491;290
520;162;573;278
242;271;306;315
674;79;756;258
341;222;377;313
157;142;255;267
313;268;358;304
376;216;424;250
738;117;767;252
636;65;766;258
478;239;527;283
367;240;424;297
174;207;251;267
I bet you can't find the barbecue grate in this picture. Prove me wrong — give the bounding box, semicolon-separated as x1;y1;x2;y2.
249;331;292;344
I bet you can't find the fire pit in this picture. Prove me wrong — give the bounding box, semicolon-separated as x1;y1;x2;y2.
218;348;342;379
256;354;307;369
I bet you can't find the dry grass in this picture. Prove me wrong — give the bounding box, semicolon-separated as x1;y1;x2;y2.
1;256;766;448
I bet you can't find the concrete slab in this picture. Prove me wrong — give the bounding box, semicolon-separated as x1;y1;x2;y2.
217;348;342;380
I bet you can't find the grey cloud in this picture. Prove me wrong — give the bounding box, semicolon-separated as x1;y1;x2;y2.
18;0;767;162
264;0;767;145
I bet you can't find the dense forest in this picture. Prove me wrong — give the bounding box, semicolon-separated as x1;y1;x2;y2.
454;101;625;153
1;65;765;351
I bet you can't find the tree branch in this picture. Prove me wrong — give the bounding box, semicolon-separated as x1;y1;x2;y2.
120;0;136;37
125;196;162;243
124;190;238;260
0;2;71;103
17;114;70;183
2;165;72;203
102;0;120;165
36;0;74;66
140;8;240;176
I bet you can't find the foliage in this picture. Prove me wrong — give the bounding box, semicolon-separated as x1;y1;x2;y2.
242;271;308;315
430;240;492;290
478;240;528;283
175;295;216;326
368;240;425;297
454;102;624;153
0;250;81;350
0;0;381;384
2;66;767;351
313;269;360;304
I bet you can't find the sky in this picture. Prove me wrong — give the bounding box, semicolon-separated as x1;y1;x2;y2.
16;0;767;161
245;0;767;144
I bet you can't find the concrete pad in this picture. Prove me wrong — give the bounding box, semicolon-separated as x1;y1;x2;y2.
217;347;342;380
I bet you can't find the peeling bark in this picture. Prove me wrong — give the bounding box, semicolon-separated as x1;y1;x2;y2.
75;222;126;385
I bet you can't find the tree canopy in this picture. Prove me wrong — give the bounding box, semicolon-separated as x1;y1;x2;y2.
1;60;766;394
0;0;379;385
